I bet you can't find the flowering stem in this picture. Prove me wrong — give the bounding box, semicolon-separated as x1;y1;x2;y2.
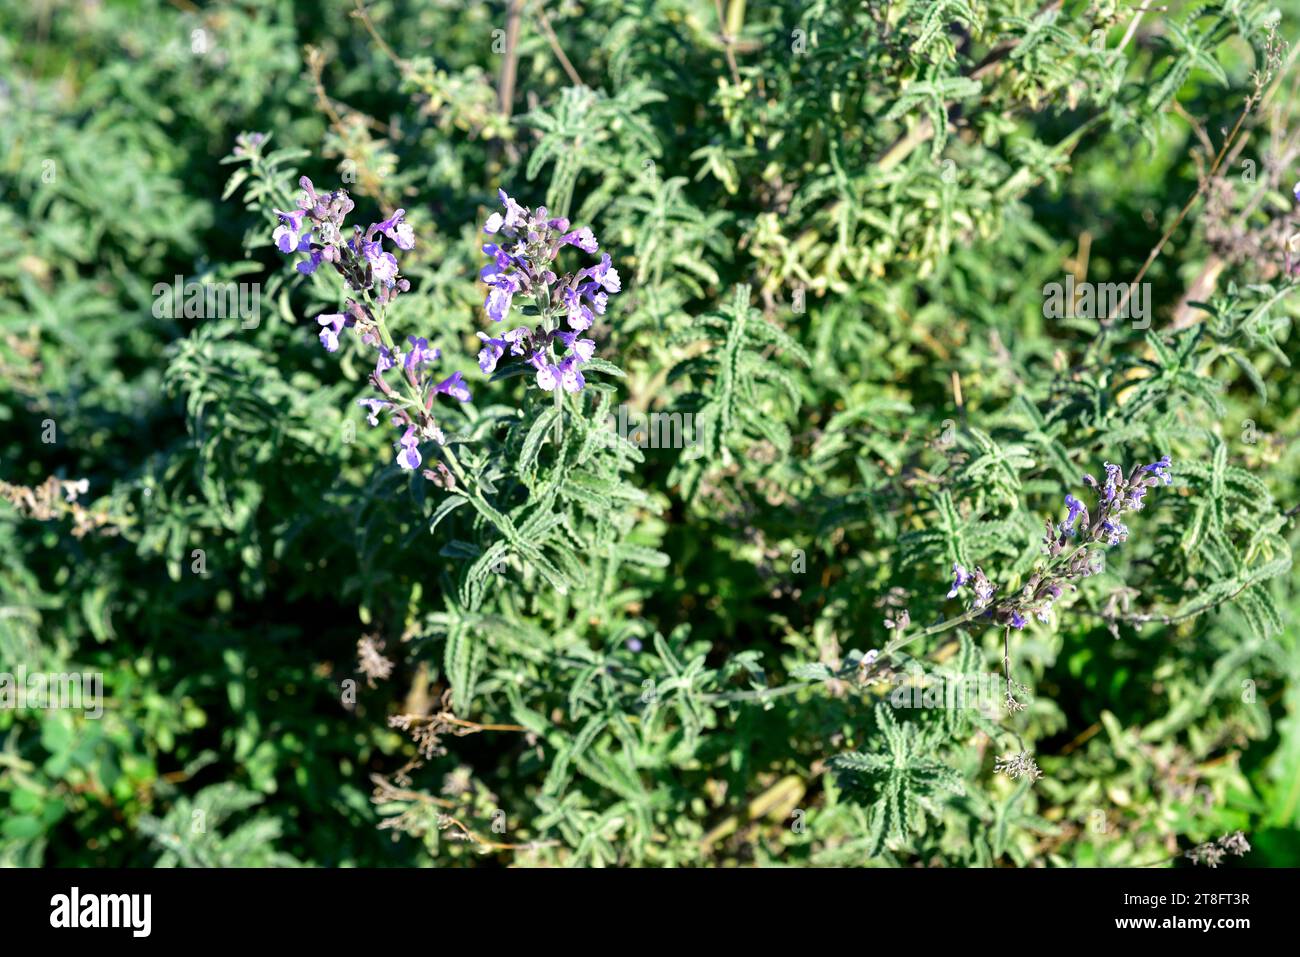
703;606;985;704
704;534;1101;707
365;297;512;542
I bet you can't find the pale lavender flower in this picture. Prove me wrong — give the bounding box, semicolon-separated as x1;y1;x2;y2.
554;331;595;362
1101;462;1123;503
317;313;347;352
498;188;528;229
558;356;585;393
563;287;595;331
376;209;415;250
503;326;531;355
971;568;995;608
358;398;391;427
1101;518;1129;546
397;426;422;471
273;208;310;253
533;360;559;392
275;179;471;483
363;241;400;286
588;253;621;293
485;283;514;323
477;332;506;373
561;226;598;253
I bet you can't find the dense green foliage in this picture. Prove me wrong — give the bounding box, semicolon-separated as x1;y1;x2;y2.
2;0;1298;867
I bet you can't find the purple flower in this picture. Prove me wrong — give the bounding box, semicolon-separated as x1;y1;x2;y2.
361;241;400;286
972;568;995;609
376;209;415;250
1101;519;1129;546
563;287;595;331
534;360;560;392
1294;182;1300;204
498;188;528;230
358;398;391;427
1010;611;1027;629
272;179;477;478
1062;494;1085;535
1141;455;1172;486
558;356;586;393
1101;462;1123;503
589;253;621;293
316;313;347;352
405;336;438;372
474;189;619;397
434;371;471;402
476;332;506;373
503;326;531;355
273;209;310;253
947;562;972;598
560;226;598;254
480;242;515;275
297;250;324;275
376;346;399;375
485;284;514;323
396;426;422;471
554;330;596;363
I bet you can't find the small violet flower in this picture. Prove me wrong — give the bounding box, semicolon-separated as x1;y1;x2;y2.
947;563;972;599
1061;494;1086;535
435;371;472;403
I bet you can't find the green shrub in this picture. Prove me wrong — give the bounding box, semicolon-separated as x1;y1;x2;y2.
1;0;1298;867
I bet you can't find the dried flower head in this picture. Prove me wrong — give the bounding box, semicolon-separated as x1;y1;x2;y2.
1187;831;1251;866
356;634;395;688
994;750;1043;782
